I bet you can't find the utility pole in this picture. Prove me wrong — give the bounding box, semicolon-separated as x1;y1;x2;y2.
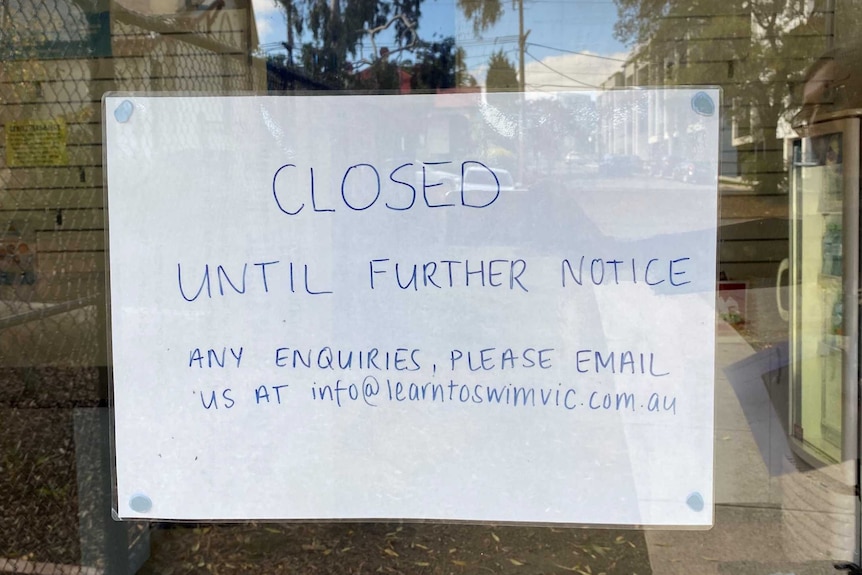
518;0;527;92
286;0;294;65
517;0;528;184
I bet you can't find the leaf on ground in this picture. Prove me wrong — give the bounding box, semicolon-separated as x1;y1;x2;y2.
491;532;500;543
451;560;467;566
414;562;430;567
591;544;609;556
508;558;525;566
383;548;399;557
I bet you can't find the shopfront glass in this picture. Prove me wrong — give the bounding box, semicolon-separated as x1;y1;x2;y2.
2;0;862;573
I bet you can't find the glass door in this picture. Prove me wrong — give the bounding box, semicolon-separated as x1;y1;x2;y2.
789;118;859;466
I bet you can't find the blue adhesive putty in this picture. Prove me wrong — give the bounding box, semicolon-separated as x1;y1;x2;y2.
691;92;715;116
114;100;134;123
129;493;152;513
686;492;705;512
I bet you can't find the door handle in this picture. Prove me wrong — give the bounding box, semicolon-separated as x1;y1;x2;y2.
776;257;789;322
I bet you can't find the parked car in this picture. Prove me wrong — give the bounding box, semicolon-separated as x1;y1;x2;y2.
565;152;600;175
420;166;517;205
650;155;682;177
441;166;517;205
461;166;515;192
671;160;714;184
598;154;643;177
415;167;459;204
565;151;583;164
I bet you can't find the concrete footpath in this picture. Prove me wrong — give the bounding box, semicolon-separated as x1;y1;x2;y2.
645;292;856;574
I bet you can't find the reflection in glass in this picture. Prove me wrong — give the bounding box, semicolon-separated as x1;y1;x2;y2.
790;128;856;466
3;0;862;571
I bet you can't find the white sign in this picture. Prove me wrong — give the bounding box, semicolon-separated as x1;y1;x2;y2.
106;91;718;525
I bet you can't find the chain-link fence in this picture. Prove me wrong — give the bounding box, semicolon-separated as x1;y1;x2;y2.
1;1;266;570
0;0;419;568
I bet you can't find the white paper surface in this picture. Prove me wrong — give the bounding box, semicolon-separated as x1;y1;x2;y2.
105;91;718;525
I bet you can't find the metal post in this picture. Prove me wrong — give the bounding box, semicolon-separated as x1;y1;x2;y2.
518;0;525;93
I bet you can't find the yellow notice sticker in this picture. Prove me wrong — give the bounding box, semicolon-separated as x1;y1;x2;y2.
5;118;68;167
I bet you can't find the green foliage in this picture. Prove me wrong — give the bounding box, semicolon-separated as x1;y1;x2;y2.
411;37;477;90
276;0;423;87
611;0;838;191
351;58;405;91
349;36;477;91
486;49;518;92
457;0;504;35
272;0;480;91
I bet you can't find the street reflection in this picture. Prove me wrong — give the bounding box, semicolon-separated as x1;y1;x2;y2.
1;0;862;572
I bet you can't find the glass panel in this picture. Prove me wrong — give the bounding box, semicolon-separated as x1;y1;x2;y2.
790;132;846;464
2;0;862;572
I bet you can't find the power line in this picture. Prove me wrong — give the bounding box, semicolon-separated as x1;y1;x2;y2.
527;42;628;62
524;49;600;88
528;83;595;90
527;0;616;3
462;47;520;60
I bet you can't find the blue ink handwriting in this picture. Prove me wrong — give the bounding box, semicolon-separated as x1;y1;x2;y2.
369;258;528;291
448;347;553;371
275;347;421;371
177;261;331;302
574;349;669;377
561;256;692;287
272;160;500;215
189;347;243;368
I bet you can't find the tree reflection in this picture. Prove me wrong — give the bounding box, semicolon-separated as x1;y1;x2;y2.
611;0;862;193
